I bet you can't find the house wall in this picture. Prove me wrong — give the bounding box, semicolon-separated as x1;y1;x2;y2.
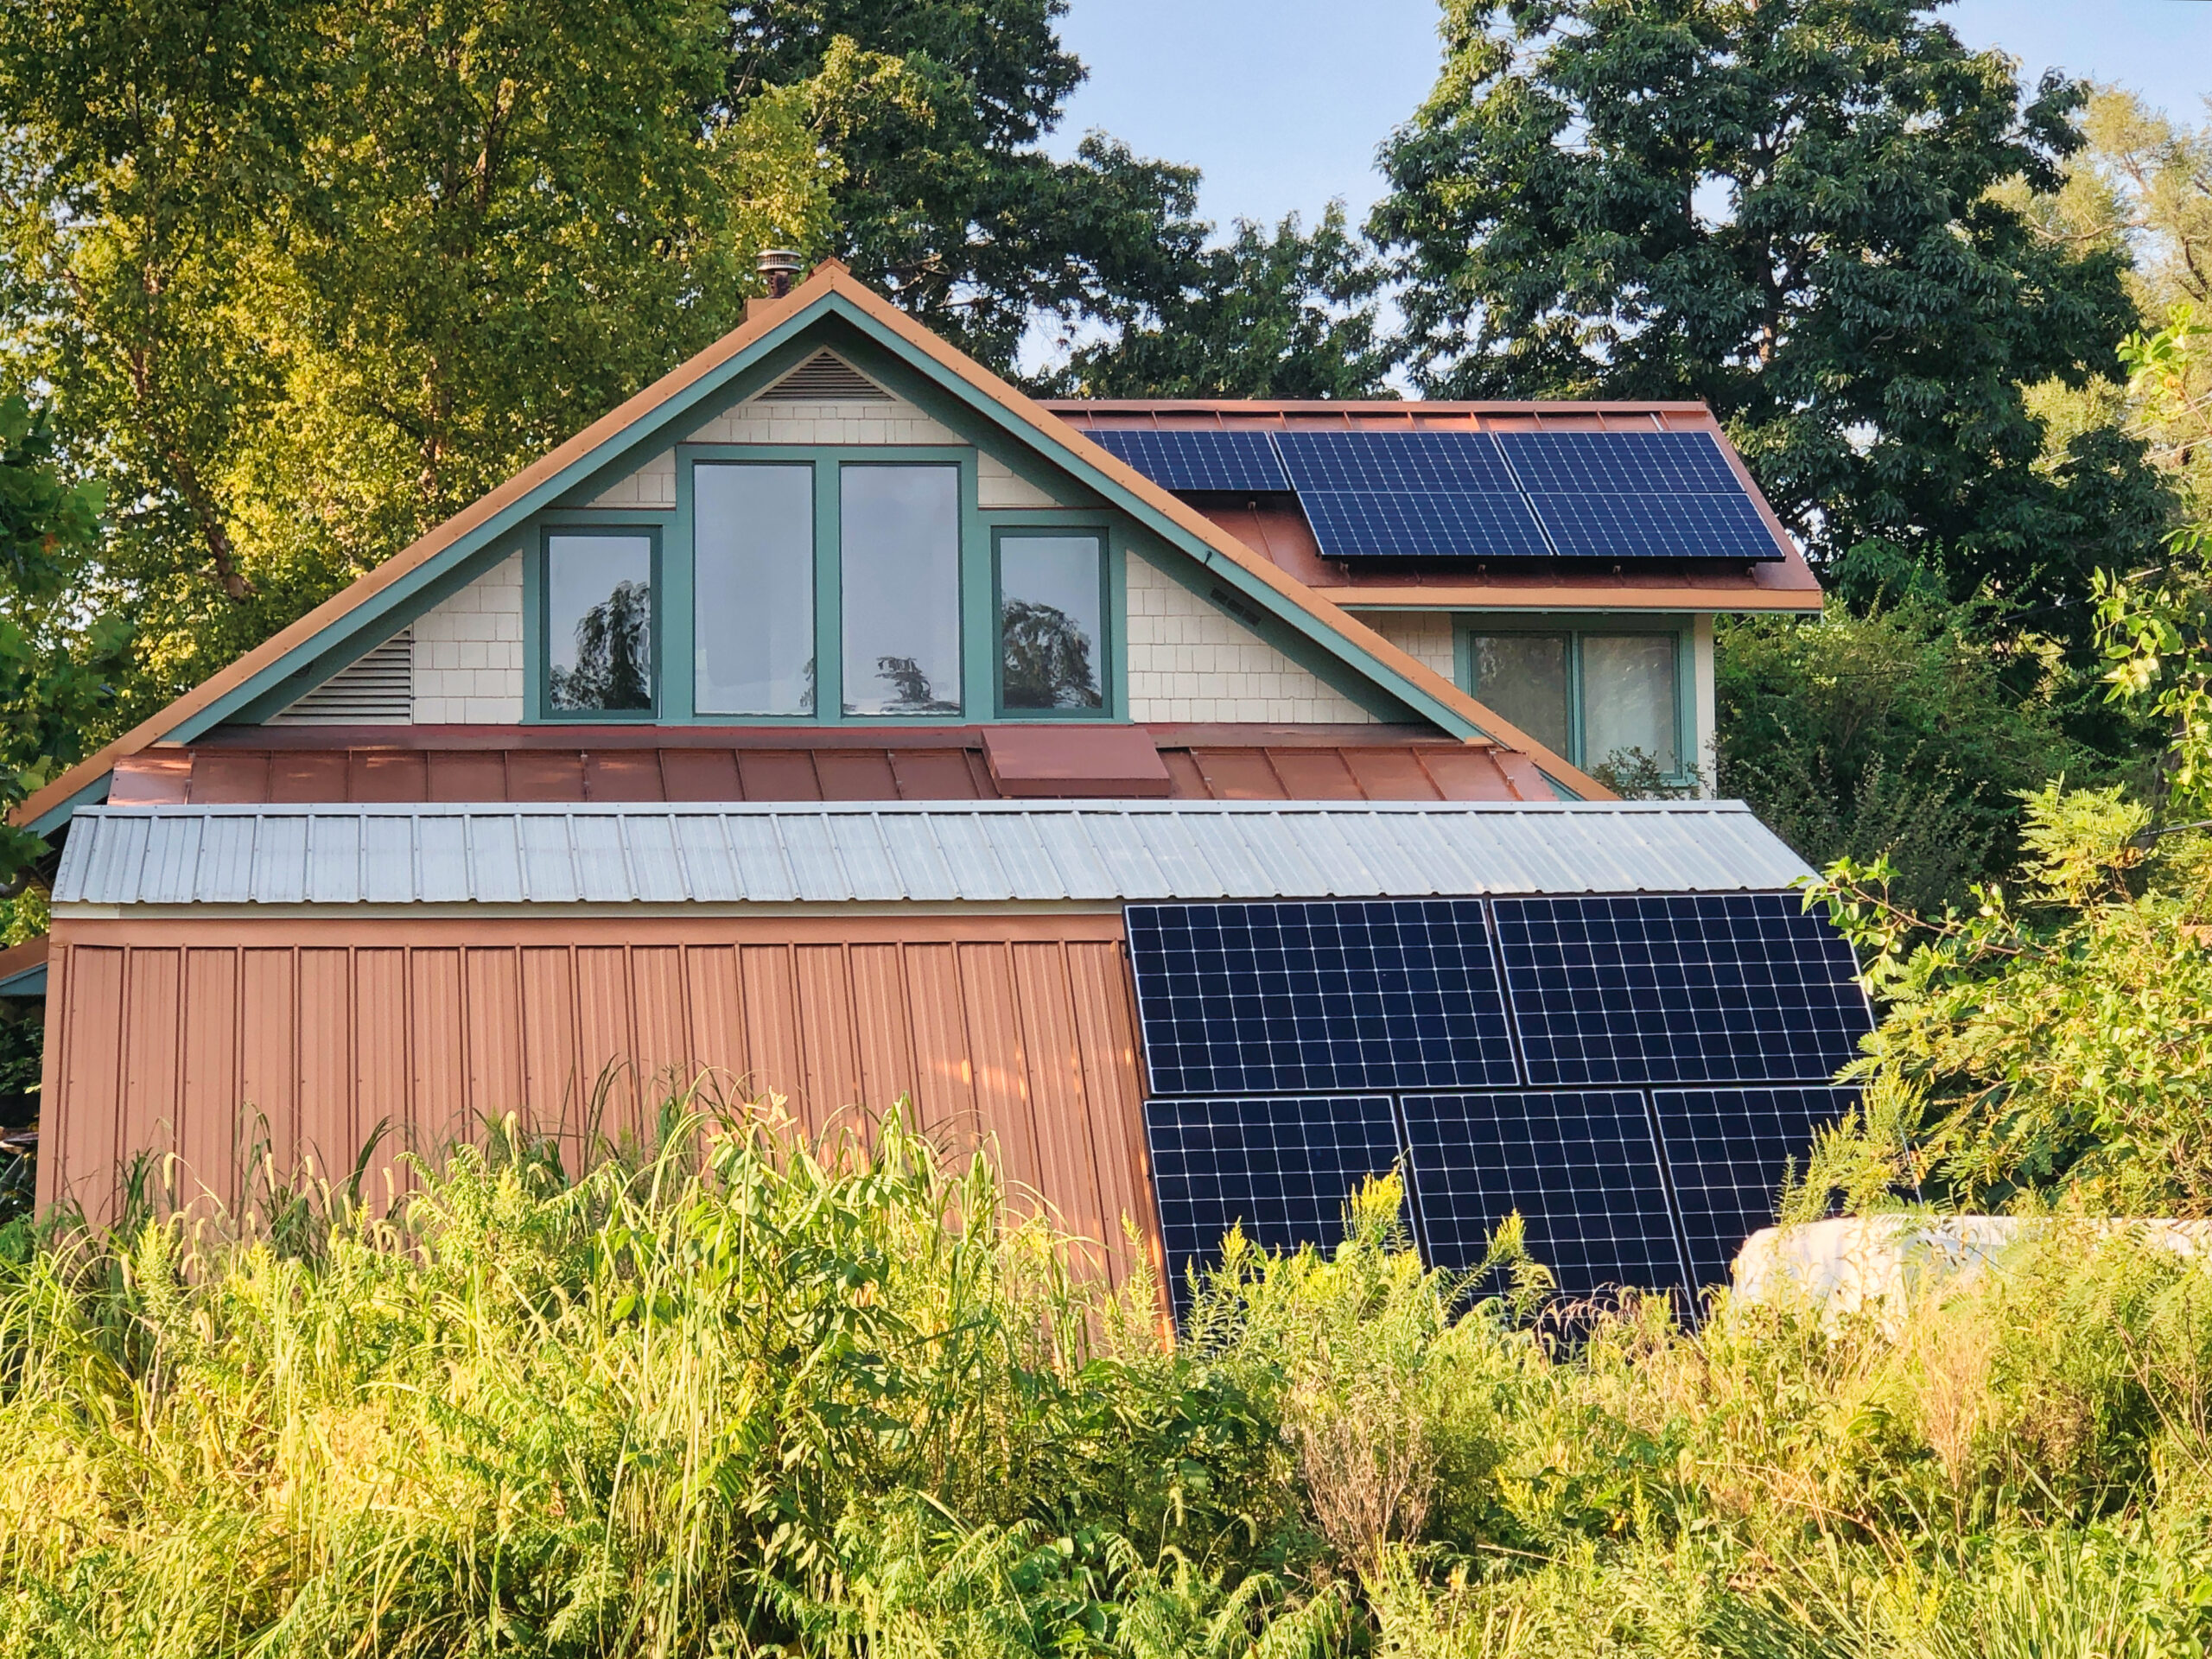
1124;555;1376;725
37;911;1158;1286
413;554;526;723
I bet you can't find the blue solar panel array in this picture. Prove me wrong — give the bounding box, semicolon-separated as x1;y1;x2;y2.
1090;429;1288;493
1083;423;1786;563
1128;892;1871;1313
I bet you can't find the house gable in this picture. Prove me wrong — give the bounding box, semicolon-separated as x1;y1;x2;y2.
17;264;1607;837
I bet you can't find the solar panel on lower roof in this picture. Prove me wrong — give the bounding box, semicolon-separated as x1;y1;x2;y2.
1274;430;1518;492
1125;899;1522;1096
1528;490;1781;561
1297;489;1556;560
1401;1090;1691;1301
1145;1094;1403;1317
1495;430;1742;493
1650;1086;1859;1286
1090;429;1289;493
1491;893;1872;1087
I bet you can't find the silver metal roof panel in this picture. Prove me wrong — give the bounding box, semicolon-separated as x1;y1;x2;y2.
51;799;1817;909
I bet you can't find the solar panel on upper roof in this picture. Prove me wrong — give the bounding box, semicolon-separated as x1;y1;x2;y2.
1090;428;1289;493
1650;1086;1859;1287
1491;893;1872;1088
1125;899;1522;1096
1145;1094;1403;1318
1274;430;1554;560
1494;430;1785;562
1401;1090;1691;1301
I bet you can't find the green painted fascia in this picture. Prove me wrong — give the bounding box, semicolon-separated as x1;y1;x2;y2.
25;774;115;842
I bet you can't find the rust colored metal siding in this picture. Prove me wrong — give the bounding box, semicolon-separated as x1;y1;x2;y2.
36;913;1159;1286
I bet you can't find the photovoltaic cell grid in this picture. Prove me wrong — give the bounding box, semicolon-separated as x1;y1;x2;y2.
1495;431;1783;563
1124;899;1521;1096
1272;430;1554;561
1491;893;1870;1087
1402;1091;1691;1301
1652;1087;1859;1286
1089;428;1289;493
1144;1094;1403;1318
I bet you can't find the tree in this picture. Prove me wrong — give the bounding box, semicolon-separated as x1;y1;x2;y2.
998;600;1099;709
1043;206;1401;400
731;1;1211;369
1371;0;2174;637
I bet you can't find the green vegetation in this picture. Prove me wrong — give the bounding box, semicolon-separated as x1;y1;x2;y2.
3;1103;2211;1655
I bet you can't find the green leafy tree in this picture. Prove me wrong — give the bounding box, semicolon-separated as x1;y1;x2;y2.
1371;0;2174;634
1045;206;1400;399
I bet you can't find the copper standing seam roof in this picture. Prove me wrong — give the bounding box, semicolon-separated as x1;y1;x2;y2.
1045;400;1827;613
105;725;1561;807
13;261;1611;834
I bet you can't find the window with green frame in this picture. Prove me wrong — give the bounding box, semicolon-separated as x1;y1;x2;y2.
1457;620;1688;779
542;528;658;718
994;529;1108;717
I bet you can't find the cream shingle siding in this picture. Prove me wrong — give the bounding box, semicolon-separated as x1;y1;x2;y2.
976;450;1058;508
413;554;525;723
1363;611;1457;680
589;448;677;510
1124;554;1375;724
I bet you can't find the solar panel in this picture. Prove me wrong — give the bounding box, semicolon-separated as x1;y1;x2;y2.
1125;899;1522;1096
1401;1090;1690;1300
1274;431;1553;560
1144;1094;1403;1317
1090;429;1289;493
1494;431;1784;562
1495;430;1743;494
1491;893;1872;1087
1527;490;1781;561
1650;1086;1859;1286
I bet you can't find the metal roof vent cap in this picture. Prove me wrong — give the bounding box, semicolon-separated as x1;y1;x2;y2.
757;248;804;298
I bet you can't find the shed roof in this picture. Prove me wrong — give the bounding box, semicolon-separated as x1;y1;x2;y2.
53;800;1813;910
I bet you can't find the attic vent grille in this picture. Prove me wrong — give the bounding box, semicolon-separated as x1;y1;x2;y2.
268;630;413;725
758;352;893;403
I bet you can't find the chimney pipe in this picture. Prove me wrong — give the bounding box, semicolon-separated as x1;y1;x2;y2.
757;248;803;300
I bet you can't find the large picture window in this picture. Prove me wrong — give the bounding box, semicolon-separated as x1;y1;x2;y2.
841;464;962;715
996;531;1105;714
1462;622;1682;779
695;462;814;715
544;531;655;715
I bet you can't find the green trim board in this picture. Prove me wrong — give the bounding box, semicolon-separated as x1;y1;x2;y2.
1452;613;1694;785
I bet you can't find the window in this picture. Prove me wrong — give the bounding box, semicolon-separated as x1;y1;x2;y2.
1462;622;1682;778
996;531;1105;714
695;462;814;715
544;531;655;715
841;463;962;715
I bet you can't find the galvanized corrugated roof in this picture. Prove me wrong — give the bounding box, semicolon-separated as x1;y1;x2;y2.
51;799;1814;908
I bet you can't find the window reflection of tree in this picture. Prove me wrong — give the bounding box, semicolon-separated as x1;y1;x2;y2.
1001;599;1100;709
550;580;652;710
874;656;960;713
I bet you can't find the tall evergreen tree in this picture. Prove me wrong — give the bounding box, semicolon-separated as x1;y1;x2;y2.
1372;0;2173;632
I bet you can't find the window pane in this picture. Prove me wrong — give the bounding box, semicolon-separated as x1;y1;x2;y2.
842;465;962;715
545;533;653;712
695;463;814;715
1469;633;1569;758
1582;634;1680;774
999;535;1104;711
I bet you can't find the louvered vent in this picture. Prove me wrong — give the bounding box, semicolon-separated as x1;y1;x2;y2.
268;630;413;725
758;351;893;403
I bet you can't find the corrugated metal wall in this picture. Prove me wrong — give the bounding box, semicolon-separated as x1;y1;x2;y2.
38;912;1157;1285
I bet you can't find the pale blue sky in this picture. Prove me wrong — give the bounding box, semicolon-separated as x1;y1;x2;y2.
1049;1;2212;232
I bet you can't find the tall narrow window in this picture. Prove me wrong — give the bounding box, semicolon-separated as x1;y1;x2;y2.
1468;632;1569;757
841;464;961;715
997;533;1104;713
545;532;653;713
695;462;814;715
1582;634;1679;774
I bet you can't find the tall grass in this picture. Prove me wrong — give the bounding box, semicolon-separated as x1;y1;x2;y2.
1;1086;2210;1656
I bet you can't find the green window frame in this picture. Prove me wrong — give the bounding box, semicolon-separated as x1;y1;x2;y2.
531;524;663;722
991;526;1113;720
1453;615;1694;784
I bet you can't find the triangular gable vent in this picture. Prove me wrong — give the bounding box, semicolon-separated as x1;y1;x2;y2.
268;630;413;725
756;351;893;404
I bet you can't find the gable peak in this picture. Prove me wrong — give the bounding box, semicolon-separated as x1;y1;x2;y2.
754;349;892;404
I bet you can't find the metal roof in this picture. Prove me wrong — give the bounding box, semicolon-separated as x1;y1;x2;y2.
51;799;1814;909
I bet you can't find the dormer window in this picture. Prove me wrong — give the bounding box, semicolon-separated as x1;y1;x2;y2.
543;531;656;715
695;462;813;715
841;463;962;715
